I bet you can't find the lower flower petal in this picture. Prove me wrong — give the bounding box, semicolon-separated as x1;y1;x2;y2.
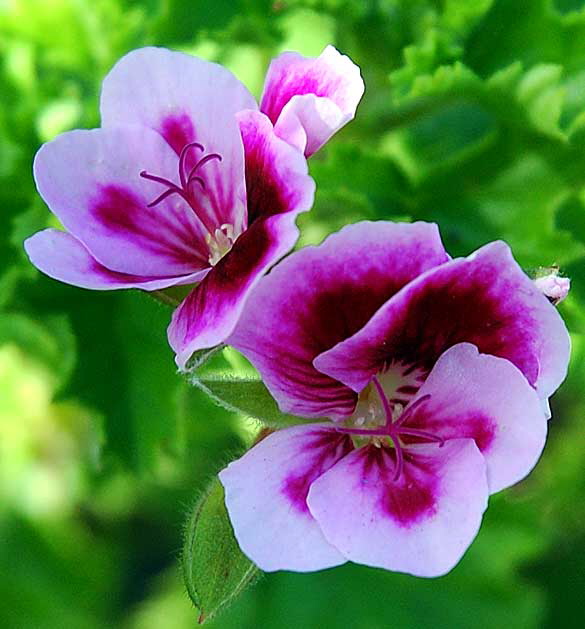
219;424;352;572
24;228;209;290
307;440;488;577
169;212;300;369
404;343;547;493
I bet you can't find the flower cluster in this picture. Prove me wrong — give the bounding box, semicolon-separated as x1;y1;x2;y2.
26;46;570;578
26;45;363;368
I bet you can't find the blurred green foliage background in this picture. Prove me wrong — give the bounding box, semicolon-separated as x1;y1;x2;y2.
1;0;585;627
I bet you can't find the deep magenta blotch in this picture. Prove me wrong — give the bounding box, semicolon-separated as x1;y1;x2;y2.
282;431;353;514
361;446;438;527
160;113;196;156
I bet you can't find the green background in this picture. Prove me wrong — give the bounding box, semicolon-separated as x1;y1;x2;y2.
2;0;585;627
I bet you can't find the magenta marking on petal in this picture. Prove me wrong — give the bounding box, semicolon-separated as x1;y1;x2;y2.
264;77;324;124
90;184;204;263
244;146;291;224
363;447;438;527
466;413;496;452
396;385;419;395
160;113;196;155
282;431;353;513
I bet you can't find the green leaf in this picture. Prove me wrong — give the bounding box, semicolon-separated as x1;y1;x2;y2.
192;375;306;427
182;477;259;624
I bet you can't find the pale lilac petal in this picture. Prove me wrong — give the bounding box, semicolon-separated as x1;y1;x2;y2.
315;241;570;403
261;46;364;156
33;125;212;277
229;221;449;420
24;229;209;290
307;439;488;577
219;424;352;572
100;47;256;230
403;343;547;493
169;112;316;368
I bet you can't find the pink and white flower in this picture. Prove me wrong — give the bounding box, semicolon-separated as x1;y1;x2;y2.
25;46;364;368
219;221;570;576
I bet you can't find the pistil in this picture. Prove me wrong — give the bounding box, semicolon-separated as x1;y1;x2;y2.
337;376;442;481
139;142;222;236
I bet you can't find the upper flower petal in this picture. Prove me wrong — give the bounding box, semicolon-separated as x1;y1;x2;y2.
315;241;570;403
100;47;256;231
260;46;364;156
33;125;213;277
219;424;352;572
24;228;209;290
229;221;449;420
307;439;488;577
402;343;547;493
169;111;315;368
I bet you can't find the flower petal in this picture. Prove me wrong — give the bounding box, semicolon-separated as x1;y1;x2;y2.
169;112;316;368
219;424;352;572
34;125;212;277
229;221;449;420
307;439;488;577
169;213;299;369
238;110;313;224
403;343;547;493
315;241;570;403
100;47;256;231
24;229;209;290
260;46;364;156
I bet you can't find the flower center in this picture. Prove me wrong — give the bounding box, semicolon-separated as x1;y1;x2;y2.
206;224;238;266
140;142;239;264
337;373;443;481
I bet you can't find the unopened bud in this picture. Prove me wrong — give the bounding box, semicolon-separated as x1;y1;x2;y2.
533;269;570;305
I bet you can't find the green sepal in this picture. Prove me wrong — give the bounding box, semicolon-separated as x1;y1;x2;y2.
192;374;308;427
182;477;260;624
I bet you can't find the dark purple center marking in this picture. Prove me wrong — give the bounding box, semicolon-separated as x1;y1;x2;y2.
337;377;443;482
367;447;438;526
140;142;222;234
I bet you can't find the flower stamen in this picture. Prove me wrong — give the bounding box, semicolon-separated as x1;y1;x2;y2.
139;142;223;236
337;376;441;481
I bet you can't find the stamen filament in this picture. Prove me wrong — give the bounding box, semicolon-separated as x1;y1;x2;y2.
178;142;204;188
371;376;395;429
139;143;223;237
145;187;184;208
140;170;180;189
394;394;431;428
391;435;404;481
397;427;444;446
187;152;222;182
336;426;388;437
340;375;442;482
